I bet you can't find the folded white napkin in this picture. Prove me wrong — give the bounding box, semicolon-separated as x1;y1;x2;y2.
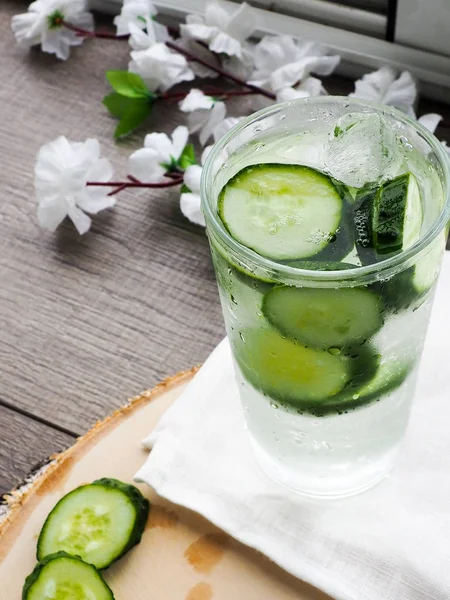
135;254;450;600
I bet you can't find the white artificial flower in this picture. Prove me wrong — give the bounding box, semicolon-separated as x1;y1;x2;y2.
212;117;242;142
179;90;227;146
180;118;241;226
180;1;256;59
129;44;195;91
350;66;416;115
180;146;211;227
114;0;166;39
249;35;340;95
128;16;170;50
176;37;219;79
35;137;114;234
417;113;442;133
129;126;189;183
276;76;325;102
11;0;94;60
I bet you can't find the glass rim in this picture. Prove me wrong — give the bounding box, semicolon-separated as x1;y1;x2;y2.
201;96;450;283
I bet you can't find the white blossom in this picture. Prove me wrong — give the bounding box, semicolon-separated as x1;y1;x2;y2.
129;126;189;183
114;0;166;39
180;1;256;59
129;44;195;91
276;76;325;102
11;0;94;60
180;118;241;226
180;146;211;227
176;37;219;79
417;113;442;133
179;90;227;146
128;16;170;50
35;137;114;234
350;66;416;115
249;35;340;95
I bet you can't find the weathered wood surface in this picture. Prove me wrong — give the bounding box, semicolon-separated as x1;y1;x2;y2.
0;0;449;495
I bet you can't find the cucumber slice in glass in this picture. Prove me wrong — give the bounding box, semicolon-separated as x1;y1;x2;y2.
372;172;422;254
347;356;413;405
23;552;114;600
233;327;352;405
218;164;345;261
263;286;383;349
37;478;150;569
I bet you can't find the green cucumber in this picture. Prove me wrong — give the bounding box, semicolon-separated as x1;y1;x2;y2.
372;173;422;255
262;286;383;349
218;164;346;261
283;260;356;271
37;478;150;569
23;552;114;600
354;184;378;265
233;327;351;406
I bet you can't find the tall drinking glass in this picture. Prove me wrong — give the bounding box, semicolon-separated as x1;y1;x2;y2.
201;97;450;497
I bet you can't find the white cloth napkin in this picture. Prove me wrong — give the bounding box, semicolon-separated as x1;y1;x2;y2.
135;254;450;600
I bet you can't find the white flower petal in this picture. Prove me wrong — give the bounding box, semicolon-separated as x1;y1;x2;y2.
128;147;167;183
114;0;157;35
201;146;213;165
187;110;210;135
276;86;310;102
179;89;215;112
171;126;190;160
129;44;195;92
198;102;227;146
143;132;173;159
383;70;417;111
209;31;242;58
183;165;203;193
205;1;230;28
226;2;256;42
180;23;217;43
37;200;68;232
77;194;116;214
180;192;205;226
213;117;242;143
350;66;396;102
418;113;443;134
176;37;219;78
68;205;92;235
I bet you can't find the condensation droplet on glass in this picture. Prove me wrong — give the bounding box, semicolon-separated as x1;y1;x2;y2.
239;331;246;343
328;347;341;355
352;393;360;400
270;401;279;410
230;294;238;305
279;114;286;121
268;225;278;235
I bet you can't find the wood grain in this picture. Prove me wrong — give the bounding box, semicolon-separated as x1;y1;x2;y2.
0;405;74;497
1;0;450;491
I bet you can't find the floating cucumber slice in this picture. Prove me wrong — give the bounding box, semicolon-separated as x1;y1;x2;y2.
283;260;356;271
346;356;413;405
233;327;351;406
218;164;345;261
380;232;445;312
23;552;114;600
354;184;378;265
372;173;422;254
37;478;150;569
262;286;383;349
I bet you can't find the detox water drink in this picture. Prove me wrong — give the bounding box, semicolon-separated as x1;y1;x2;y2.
201;98;450;497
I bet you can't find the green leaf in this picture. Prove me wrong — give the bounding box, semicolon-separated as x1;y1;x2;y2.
180;184;191;194
114;99;152;138
106;70;150;98
178;144;197;170
103;93;138;118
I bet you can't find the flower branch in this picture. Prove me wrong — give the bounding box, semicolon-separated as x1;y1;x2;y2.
87;176;184;196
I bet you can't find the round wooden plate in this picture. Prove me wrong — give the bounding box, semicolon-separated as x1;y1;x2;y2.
0;370;331;600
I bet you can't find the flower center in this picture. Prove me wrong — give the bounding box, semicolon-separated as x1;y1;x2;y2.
47;10;64;29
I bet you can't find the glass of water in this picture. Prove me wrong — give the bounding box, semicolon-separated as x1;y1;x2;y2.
201;97;450;497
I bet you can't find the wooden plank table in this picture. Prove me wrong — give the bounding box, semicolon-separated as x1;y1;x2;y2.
1;0;450;496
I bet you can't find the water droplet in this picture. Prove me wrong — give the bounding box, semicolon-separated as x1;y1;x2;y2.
352;393;360;400
279;114;286;121
328;347;341;355
227;268;232;276
270;401;279;410
268;225;278;235
239;331;246;343
230;294;238;305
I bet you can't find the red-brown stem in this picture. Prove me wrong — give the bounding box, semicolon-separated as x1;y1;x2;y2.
62;21;129;40
161;88;258;101
165;40;275;100
87;177;184;196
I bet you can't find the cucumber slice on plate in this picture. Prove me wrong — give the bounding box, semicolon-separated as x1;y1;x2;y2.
218;164;346;261
372;172;422;254
263;286;383;349
37;478;150;569
23;552;114;600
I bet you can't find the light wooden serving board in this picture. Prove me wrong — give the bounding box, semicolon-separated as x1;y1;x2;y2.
0;370;331;600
